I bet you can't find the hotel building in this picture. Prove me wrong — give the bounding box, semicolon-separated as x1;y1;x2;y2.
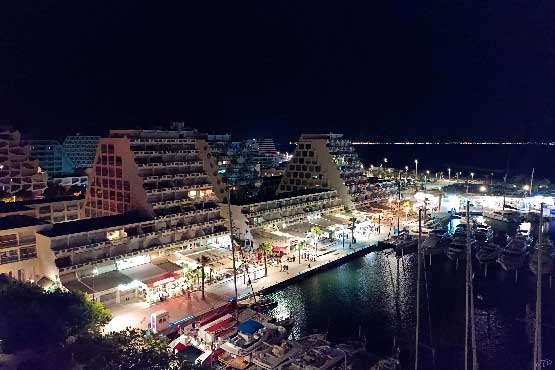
226;189;344;246
0;128;48;199
62;135;100;169
278;133;392;209
31;125;231;304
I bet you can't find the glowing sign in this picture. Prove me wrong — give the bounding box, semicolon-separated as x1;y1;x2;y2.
116;254;150;270
152;276;175;287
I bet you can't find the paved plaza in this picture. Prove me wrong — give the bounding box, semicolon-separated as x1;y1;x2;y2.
104;222;391;333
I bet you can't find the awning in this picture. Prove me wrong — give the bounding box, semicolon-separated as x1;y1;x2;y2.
272;246;287;253
36;276;55;290
173;342;187;352
236;319;263;334
120;263;175;286
206;316;235;333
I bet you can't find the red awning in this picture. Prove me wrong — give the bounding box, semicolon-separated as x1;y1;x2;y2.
173;342;187;352
205;317;235;333
272;246;287;252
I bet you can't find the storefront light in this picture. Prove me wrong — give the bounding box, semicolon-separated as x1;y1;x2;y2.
118;280;144;291
152;276;175;287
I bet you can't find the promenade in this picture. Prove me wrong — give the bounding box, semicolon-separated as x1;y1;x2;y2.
104;230;388;333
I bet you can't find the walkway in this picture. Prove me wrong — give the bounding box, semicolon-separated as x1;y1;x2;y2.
104;231;388;333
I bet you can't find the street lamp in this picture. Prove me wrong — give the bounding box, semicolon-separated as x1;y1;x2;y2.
448;168;451;180
414;159;418;177
226;186;239;317
92;267;99;300
479;185;487;192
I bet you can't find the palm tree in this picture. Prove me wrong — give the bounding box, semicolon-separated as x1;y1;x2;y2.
298;241;307;264
310;226;322;257
196;255;211;299
259;242;273;277
348;217;357;244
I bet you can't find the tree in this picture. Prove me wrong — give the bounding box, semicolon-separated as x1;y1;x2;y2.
348;217;357;243
310;226;322;257
69;328;195;370
196;255;210;299
44;184;66;199
14;189;34;201
297;240;307;264
0;275;111;353
259;242;272;277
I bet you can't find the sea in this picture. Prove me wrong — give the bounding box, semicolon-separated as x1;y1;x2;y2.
264;218;555;370
354;144;555;181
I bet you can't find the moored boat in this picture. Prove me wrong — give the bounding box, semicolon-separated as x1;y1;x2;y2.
497;235;529;271
475;240;501;264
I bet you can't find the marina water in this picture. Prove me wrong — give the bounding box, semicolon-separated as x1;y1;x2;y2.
264;220;555;370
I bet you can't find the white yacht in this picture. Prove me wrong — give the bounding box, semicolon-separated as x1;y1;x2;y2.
219;320;287;369
279;340;345;370
251;340;303;370
497;235;529;271
483;210;522;223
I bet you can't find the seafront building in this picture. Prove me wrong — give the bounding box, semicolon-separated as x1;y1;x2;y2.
27;140;74;177
278;133;395;209
31;124;231;304
62;135;100;169
0;128;48;199
0;195;86;286
225;189;343;248
207;135;283;202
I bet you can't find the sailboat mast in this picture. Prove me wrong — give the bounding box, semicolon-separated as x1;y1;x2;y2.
530;168;535;197
469;204;478;369
415;208;422;370
465;201;470;370
533;203;543;370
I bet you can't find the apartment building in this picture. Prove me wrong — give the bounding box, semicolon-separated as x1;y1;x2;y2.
27;140;75;177
0;128;48;199
62;135;100;169
35;125;230;304
0;215;52;285
278;133;388;209
225;188;343;244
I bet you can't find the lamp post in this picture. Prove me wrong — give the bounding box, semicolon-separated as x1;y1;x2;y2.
227;186;238;318
448;167;451;181
92;267;98;301
414;159;418;178
470;172;475;181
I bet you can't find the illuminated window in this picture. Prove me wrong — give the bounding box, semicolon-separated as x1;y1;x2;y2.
107;229;127;241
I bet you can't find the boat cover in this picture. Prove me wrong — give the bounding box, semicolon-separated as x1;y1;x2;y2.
236;319;263;334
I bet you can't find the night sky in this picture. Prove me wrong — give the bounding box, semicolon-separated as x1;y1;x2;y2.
1;1;555;142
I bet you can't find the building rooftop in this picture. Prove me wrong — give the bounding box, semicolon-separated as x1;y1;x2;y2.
18;195;85;206
0;215;48;230
232;188;334;206
0;203;33;213
39;211;152;237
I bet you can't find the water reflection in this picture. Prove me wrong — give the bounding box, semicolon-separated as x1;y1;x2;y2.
265;246;555;370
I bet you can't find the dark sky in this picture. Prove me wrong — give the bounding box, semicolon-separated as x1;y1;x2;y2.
1;1;555;142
